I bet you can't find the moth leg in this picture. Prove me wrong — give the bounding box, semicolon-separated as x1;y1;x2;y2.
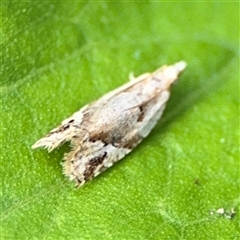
128;72;135;81
129;72;150;82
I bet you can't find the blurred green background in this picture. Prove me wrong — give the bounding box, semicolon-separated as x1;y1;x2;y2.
1;2;239;240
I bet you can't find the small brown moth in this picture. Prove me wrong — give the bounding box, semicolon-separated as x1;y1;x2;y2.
32;61;187;187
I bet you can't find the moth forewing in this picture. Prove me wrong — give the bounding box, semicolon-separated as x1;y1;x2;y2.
32;61;187;187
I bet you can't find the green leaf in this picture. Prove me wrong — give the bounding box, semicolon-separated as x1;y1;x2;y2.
1;2;239;239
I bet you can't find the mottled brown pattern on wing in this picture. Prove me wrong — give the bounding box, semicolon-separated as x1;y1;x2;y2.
84;152;107;181
31;61;187;187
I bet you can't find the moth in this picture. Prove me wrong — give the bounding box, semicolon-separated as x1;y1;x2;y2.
32;61;187;187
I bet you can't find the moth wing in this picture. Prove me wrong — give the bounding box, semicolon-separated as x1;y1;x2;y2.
32;61;186;153
136;90;170;138
31;107;88;151
64;141;132;186
64;90;171;186
31;73;152;152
